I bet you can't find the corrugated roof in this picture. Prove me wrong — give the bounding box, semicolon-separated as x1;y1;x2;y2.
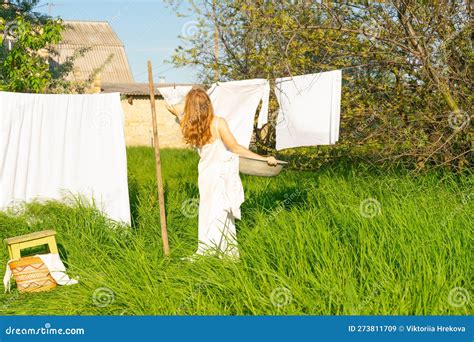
50;21;134;84
101;83;200;96
60;21;124;47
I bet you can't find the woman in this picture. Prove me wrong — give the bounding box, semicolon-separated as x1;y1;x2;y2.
166;87;278;259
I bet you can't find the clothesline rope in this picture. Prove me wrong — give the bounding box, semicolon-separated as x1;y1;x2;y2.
214;63;377;86
274;63;379;84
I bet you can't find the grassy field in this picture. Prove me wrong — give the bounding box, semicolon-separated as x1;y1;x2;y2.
0;147;472;315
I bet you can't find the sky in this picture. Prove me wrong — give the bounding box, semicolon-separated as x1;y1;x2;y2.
35;0;199;84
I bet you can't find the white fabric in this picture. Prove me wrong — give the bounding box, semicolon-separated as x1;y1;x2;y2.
3;261;12;292
195;118;244;258
275;70;342;150
207;79;270;148
37;254;78;286
0;91;131;224
158;86;193;106
4;253;78;292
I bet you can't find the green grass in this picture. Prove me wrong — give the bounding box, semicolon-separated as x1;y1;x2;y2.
0;147;472;315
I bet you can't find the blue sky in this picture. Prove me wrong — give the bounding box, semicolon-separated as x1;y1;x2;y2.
35;0;198;84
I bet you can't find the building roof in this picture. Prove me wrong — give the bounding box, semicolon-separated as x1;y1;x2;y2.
50;20;134;84
101;83;200;96
61;20;124;47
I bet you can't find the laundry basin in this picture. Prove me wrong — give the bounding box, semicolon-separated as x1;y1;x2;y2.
239;156;288;177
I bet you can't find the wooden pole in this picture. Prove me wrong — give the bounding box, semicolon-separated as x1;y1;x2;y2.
214;26;219;81
147;60;170;256
213;0;219;81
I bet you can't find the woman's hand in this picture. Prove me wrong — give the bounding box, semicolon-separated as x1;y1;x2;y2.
166;102;185;116
266;156;278;166
165;103;179;117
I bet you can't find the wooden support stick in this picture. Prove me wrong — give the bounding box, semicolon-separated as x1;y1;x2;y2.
213;0;219;81
147;60;170;256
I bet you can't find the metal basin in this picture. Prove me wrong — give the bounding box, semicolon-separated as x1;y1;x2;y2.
239;156;288;177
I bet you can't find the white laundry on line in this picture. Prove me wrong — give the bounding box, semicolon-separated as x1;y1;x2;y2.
0;91;131;224
275;70;342;150
208;79;270;148
158;86;193;106
3;253;78;293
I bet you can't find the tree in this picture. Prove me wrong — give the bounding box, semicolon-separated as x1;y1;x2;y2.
167;0;472;171
0;1;112;94
0;0;63;93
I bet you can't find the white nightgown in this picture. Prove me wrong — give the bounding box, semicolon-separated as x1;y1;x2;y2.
195;117;244;258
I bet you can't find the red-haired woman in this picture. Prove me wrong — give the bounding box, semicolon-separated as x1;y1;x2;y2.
166;87;277;259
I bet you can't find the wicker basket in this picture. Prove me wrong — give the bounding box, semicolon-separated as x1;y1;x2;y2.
9;256;57;293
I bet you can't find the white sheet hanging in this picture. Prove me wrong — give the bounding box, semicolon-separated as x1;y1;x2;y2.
274;70;342;150
158;86;193;106
0;91;131;224
207;79;270;148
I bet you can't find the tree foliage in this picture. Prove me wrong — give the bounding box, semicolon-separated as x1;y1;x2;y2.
167;0;472;171
0;0;63;93
0;1;107;94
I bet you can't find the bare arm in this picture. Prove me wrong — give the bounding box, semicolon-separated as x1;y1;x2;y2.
218;117;278;165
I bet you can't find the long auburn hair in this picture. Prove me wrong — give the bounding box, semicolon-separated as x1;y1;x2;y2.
181;87;215;148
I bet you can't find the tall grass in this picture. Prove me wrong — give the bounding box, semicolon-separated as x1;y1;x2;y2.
0;147;472;315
